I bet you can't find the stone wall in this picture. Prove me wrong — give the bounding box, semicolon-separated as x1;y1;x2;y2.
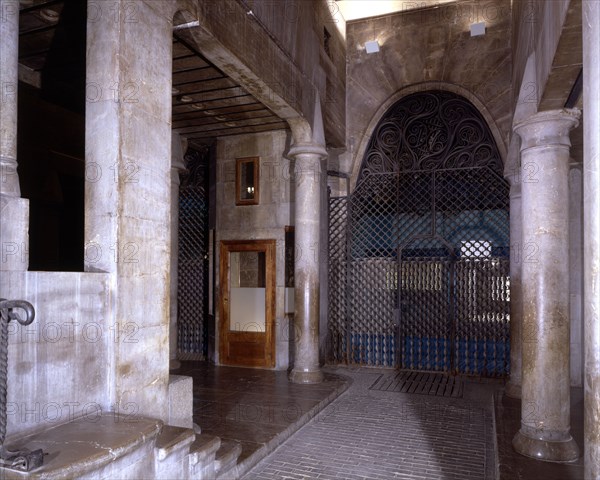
343;0;512;184
2;271;111;439
215;130;295;368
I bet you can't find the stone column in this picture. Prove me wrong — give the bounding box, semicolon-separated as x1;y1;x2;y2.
512;109;580;462
85;0;173;421
583;1;600;477
288;142;327;384
568;162;583;388
170;133;187;371
505;181;523;398
0;0;29;272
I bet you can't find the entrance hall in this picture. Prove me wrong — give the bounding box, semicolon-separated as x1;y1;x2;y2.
0;1;598;479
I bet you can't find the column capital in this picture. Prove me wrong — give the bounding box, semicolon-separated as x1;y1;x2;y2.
514;109;581;150
287;142;327;160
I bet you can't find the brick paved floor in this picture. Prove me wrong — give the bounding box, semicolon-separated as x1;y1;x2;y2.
242;366;498;480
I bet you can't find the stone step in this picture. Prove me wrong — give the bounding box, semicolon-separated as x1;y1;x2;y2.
188;434;221;479
154;425;196;480
189;434;221;465
1;414;162;480
155;425;196;461
215;439;242;480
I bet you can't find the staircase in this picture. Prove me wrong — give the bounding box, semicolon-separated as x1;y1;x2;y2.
0;374;243;480
155;426;242;480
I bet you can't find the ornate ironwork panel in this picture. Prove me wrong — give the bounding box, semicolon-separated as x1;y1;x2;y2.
327;91;510;377
177;149;209;360
359;90;503;179
328;196;348;364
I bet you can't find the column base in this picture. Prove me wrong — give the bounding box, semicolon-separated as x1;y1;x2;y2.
505;381;522;399
289;368;324;384
513;429;579;462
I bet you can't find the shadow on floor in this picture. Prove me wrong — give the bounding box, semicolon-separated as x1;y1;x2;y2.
495;388;584;480
174;361;350;475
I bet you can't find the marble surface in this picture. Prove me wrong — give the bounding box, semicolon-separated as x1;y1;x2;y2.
496;389;584;479
2;414;162;480
345;0;512;183
175;361;350;478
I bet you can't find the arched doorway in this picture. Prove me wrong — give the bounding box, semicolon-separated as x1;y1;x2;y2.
328;91;510;377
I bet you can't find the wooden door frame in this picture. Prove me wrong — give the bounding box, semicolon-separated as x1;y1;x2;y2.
219;239;276;367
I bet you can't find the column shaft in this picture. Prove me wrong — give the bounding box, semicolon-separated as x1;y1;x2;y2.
569;165;583;388
289;145;326;384
506;183;523;398
0;0;19;197
0;0;29;272
85;0;173;420
512;109;580;462
583;1;600;477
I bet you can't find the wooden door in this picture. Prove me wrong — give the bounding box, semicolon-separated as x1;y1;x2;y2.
219;240;276;367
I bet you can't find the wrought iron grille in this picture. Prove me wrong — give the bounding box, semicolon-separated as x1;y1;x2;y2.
328;196;348;364
177;149;209;360
328;91;510;377
359;90;503;179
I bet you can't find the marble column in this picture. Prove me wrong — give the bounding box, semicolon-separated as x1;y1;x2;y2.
583;1;600;477
512;109;580;462
169;133;187;371
505;181;523;398
0;0;29;272
288;142;327;384
85;0;173;421
569;163;583;388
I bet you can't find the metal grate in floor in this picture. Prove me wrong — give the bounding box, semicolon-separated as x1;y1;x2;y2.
369;370;464;398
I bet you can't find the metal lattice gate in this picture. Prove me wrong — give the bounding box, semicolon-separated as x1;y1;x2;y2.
177;150;209;360
328;91;511;377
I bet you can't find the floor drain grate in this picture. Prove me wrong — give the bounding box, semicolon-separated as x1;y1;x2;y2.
369;371;463;398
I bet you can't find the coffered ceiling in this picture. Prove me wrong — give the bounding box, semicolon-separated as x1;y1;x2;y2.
17;0;288;149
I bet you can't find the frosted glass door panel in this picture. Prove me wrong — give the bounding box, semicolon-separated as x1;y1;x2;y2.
230;287;266;332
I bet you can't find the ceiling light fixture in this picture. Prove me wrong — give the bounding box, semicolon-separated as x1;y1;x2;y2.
470;22;486;37
179;95;193;103
364;40;380;54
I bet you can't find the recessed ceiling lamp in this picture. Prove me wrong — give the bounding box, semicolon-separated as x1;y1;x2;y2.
172;87;180;95
364;40;380;54
215;115;227;121
40;8;60;23
179;95;193;103
191;104;204;110
470;22;486;37
224;122;237;127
